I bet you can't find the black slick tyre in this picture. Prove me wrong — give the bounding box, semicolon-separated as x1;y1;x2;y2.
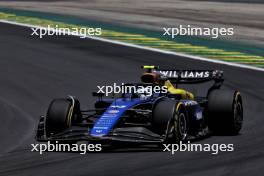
207;90;243;135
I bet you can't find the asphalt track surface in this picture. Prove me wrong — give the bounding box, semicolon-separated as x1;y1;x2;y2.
0;22;264;176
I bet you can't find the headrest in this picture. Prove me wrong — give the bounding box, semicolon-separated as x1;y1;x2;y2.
141;73;159;84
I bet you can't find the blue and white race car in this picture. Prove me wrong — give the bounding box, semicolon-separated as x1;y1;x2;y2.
36;66;243;145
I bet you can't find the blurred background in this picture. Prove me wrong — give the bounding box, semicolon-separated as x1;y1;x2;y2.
0;0;263;47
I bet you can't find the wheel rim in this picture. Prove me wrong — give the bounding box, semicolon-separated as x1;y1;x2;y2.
166;109;188;142
234;101;243;130
177;113;187;140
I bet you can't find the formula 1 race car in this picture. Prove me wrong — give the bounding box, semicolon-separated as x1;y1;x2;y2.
36;66;243;144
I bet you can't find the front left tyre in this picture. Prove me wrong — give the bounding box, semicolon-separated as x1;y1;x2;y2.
45;98;78;137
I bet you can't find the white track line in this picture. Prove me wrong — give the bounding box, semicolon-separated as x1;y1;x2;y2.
1;19;264;72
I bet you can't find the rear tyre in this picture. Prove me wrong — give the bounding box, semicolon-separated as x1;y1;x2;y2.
207;90;243;135
152;100;188;143
45;99;73;137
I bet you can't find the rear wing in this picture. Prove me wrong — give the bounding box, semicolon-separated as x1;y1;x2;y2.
141;65;224;84
154;70;223;84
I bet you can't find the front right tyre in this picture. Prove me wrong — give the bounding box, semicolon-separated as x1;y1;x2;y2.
152;99;188;143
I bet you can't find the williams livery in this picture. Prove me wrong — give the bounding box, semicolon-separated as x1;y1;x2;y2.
36;66;243;145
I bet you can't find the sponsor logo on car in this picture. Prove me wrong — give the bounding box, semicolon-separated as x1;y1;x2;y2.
108;109;120;114
183;101;198;106
155;70;210;78
111;105;127;108
196;111;203;120
102;114;116;117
